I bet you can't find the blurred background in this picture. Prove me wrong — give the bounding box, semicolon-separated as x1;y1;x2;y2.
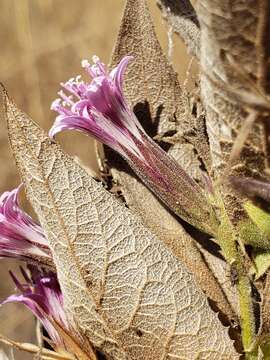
0;0;192;358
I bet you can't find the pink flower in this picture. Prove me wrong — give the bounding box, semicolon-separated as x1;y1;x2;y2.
50;56;145;161
2;267;68;347
50;56;218;235
0;186;52;266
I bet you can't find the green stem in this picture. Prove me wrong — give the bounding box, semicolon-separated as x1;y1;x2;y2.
217;202;257;357
238;275;256;355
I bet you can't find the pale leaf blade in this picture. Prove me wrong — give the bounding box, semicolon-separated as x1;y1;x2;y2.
110;0;211;173
5;97;126;359
6;95;239;359
107;0;212;231
111;0;206;153
111;0;181;135
109;0;210;183
110;159;236;323
196;0;269;175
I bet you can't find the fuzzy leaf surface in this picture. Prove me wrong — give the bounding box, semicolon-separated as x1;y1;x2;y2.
109;0;211;195
156;0;200;58
111;0;207;158
196;0;270;176
5;94;239;359
109;165;236;323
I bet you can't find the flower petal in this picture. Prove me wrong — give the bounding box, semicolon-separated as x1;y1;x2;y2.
50;55;144;162
2;268;67;346
0;186;51;265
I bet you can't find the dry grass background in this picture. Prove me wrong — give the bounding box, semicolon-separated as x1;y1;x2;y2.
0;1;192;358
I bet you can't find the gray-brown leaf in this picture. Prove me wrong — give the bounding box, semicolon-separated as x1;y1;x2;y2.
109;0;211;181
196;0;269;177
198;245;239;318
157;0;200;58
5;94;239;359
111;0;189;136
110;165;236;323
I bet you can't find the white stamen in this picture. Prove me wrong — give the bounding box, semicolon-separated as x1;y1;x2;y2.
58;91;74;106
50;98;61;110
82;59;90;68
92;55;100;64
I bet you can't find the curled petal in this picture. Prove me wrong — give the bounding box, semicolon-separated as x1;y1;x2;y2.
110;55;134;92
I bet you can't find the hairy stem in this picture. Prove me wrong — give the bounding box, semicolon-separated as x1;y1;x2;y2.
217;197;257;356
238;275;256;356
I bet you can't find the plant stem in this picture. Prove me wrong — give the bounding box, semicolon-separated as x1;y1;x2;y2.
238;274;256;355
217;199;257;357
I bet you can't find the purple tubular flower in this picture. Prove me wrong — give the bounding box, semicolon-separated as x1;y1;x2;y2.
0;186;52;266
50;56;218;235
2;267;68;347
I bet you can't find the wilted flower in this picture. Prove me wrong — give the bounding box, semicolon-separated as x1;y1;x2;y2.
0;186;52;266
2;267;68;347
50;56;218;235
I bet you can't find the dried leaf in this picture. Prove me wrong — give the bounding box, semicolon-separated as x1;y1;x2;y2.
196;0;269;177
106;1;238;330
52;322;97;360
111;0;204;143
168;143;202;182
111;0;178;135
109;0;212;182
109;0;211;181
198;245;239;318
157;0;200;58
174;94;212;176
5;94;239;359
110;166;236;323
262;273;270;334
